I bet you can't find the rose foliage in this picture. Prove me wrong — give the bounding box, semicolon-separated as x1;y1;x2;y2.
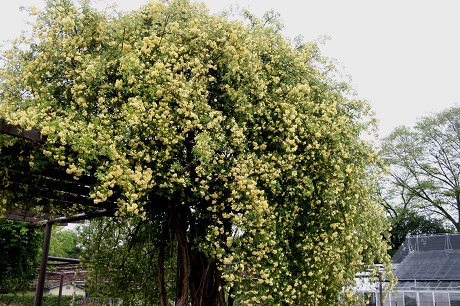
0;219;42;293
0;0;393;305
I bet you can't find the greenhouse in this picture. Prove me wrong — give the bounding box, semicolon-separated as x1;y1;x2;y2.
370;234;460;306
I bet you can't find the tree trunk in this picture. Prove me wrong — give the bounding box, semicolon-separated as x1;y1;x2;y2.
175;219;189;306
164;202;228;306
189;259;213;305
166;235;227;306
216;269;226;306
188;259;226;306
158;224;167;306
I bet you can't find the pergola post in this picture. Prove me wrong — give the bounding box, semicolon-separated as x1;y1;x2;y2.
57;273;64;306
34;222;52;306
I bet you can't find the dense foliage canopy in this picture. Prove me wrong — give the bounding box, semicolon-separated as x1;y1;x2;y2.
380;106;460;233
0;219;42;292
0;0;392;304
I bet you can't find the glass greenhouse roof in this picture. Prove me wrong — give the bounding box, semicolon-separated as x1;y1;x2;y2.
393;234;460;281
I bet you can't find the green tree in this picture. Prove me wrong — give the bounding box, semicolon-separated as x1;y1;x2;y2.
0;219;42;292
379;175;454;255
380;106;460;232
385;207;453;256
78;217;174;305
0;0;393;304
49;227;80;259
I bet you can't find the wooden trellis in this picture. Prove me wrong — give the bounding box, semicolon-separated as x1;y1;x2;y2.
0;119;118;306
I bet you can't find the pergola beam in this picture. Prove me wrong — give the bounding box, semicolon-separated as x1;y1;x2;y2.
0;118;46;143
48;256;81;264
29;208;117;228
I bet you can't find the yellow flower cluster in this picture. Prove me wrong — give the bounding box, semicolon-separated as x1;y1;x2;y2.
0;0;393;304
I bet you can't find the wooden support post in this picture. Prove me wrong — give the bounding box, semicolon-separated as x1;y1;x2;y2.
34;222;52;306
58;273;64;306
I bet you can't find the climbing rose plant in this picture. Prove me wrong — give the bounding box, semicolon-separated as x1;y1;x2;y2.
0;0;393;304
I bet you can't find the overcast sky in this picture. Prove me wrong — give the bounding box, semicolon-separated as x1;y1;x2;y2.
2;0;459;138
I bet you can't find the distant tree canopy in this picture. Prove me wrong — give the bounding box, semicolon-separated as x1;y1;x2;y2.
380;106;460;233
49;227;80;259
0;0;392;305
384;206;453;256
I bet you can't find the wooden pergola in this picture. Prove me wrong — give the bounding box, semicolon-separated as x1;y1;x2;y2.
0;118;119;306
38;256;86;306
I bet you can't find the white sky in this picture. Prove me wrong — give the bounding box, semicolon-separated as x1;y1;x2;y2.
2;0;460;137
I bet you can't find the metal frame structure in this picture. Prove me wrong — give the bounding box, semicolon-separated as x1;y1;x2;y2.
366;234;460;306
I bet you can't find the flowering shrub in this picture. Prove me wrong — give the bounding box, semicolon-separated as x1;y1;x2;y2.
0;0;393;305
